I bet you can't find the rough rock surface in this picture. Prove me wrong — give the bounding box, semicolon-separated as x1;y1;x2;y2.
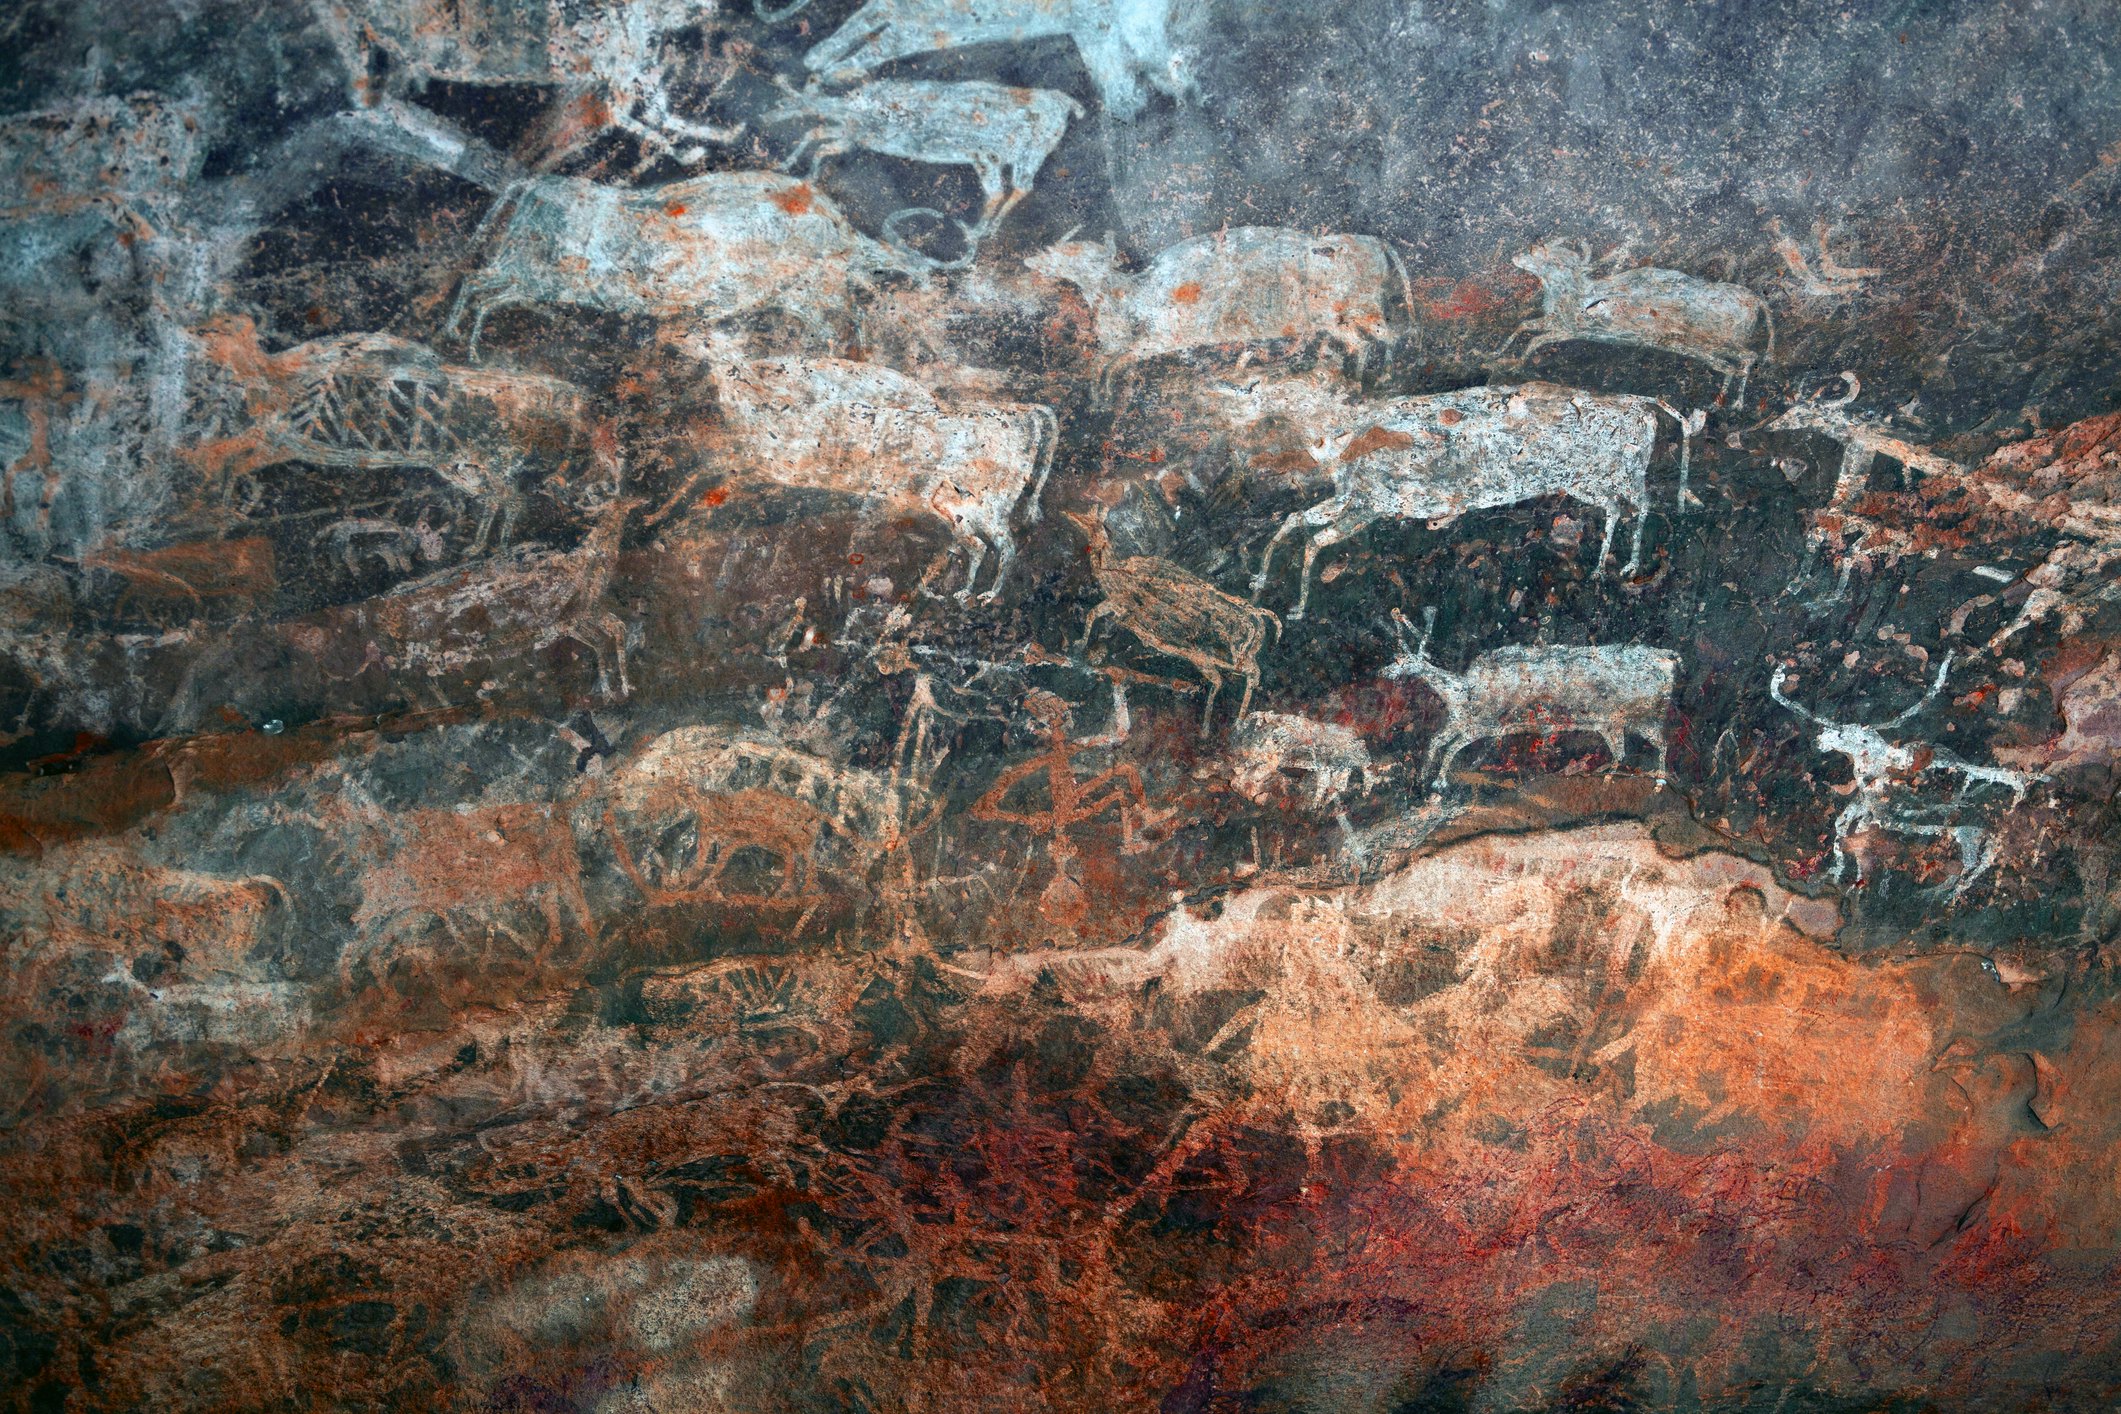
3;0;2121;1409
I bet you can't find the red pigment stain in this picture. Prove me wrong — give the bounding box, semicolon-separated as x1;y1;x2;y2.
1339;426;1422;460
702;487;730;507
1171;282;1203;305
665;203;687;217
773;185;814;215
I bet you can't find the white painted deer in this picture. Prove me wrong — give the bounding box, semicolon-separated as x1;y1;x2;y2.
1769;653;2047;898
1502;240;1773;408
1384;608;1677;790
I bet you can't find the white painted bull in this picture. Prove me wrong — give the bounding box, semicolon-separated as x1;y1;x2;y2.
1385;608;1678;789
1247;383;1703;617
767;78;1084;237
705;352;1054;599
445;172;952;355
804;0;1189;120
1502;239;1774;408
1024;227;1416;392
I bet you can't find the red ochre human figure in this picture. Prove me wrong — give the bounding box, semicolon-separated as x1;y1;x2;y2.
972;677;1168;932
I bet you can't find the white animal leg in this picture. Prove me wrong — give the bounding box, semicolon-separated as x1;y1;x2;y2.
1253;494;1345;602
1494;317;1546;359
1625;498;1646;576
975;526;1017;603
1197;666;1224;732
1292;507;1376;621
1077;600;1115;654
1431;733;1472;789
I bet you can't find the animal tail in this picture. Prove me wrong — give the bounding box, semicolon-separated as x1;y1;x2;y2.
1655;399;1708;508
1025;406;1058;523
1261;603;1282;647
755;0;812;19
881;207;980;274
1385;239;1421;356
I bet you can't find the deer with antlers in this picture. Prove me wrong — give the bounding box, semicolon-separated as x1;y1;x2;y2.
1385;607;1678;791
1064;504;1279;731
1769;652;2046;899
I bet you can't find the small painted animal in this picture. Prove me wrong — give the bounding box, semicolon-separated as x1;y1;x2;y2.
1384;608;1678;789
356;490;640;702
1025;226;1416;392
1769;653;2045;897
346;799;593;979
1228;712;1373;807
767;78;1083;235
1502;239;1773;407
1066;504;1279;731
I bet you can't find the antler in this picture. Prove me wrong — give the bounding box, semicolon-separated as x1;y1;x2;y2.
1388;607;1436;660
1882;650;1953;730
1767;663;1826;726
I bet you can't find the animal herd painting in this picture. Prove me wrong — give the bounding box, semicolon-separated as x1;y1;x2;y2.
5;0;2121;1408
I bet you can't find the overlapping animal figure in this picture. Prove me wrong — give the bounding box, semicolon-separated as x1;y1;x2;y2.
0;0;2072;978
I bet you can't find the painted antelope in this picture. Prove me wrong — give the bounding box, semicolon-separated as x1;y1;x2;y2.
1769;653;2046;898
1065;504;1279;731
1385;608;1677;790
1024;226;1416;392
1502;240;1773;408
1769;372;1968;508
1246;382;1703;618
766;78;1084;237
804;0;1190;121
182;316;603;552
700;347;1056;599
446;172;958;355
1769;372;1974;602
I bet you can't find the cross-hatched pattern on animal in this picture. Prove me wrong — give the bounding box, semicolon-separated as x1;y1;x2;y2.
183;316;601;554
1067;504;1279;731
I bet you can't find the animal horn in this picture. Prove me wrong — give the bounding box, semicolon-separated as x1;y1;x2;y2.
1056;224;1083;245
1767;663;1827;726
1823;371;1860;408
1882;650;1954;730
